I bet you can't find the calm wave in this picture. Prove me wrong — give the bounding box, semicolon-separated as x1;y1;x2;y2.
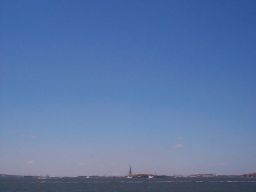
1;177;256;192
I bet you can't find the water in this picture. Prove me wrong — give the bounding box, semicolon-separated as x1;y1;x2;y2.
1;177;256;192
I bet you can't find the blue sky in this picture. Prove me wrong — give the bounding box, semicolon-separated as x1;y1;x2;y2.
0;0;256;176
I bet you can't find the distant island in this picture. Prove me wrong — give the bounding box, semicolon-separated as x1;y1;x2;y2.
1;172;256;179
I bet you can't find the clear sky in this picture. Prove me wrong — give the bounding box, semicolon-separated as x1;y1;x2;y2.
0;0;256;177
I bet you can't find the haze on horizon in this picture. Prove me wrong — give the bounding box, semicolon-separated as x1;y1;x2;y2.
0;0;256;177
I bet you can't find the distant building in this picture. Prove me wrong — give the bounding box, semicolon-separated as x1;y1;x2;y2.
129;165;132;176
243;173;256;177
127;165;133;178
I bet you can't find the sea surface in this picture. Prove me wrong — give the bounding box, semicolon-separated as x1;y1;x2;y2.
1;177;256;192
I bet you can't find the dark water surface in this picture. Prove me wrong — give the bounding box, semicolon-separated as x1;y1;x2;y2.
1;177;256;192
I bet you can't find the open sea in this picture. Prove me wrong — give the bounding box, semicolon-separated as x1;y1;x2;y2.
1;177;256;192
